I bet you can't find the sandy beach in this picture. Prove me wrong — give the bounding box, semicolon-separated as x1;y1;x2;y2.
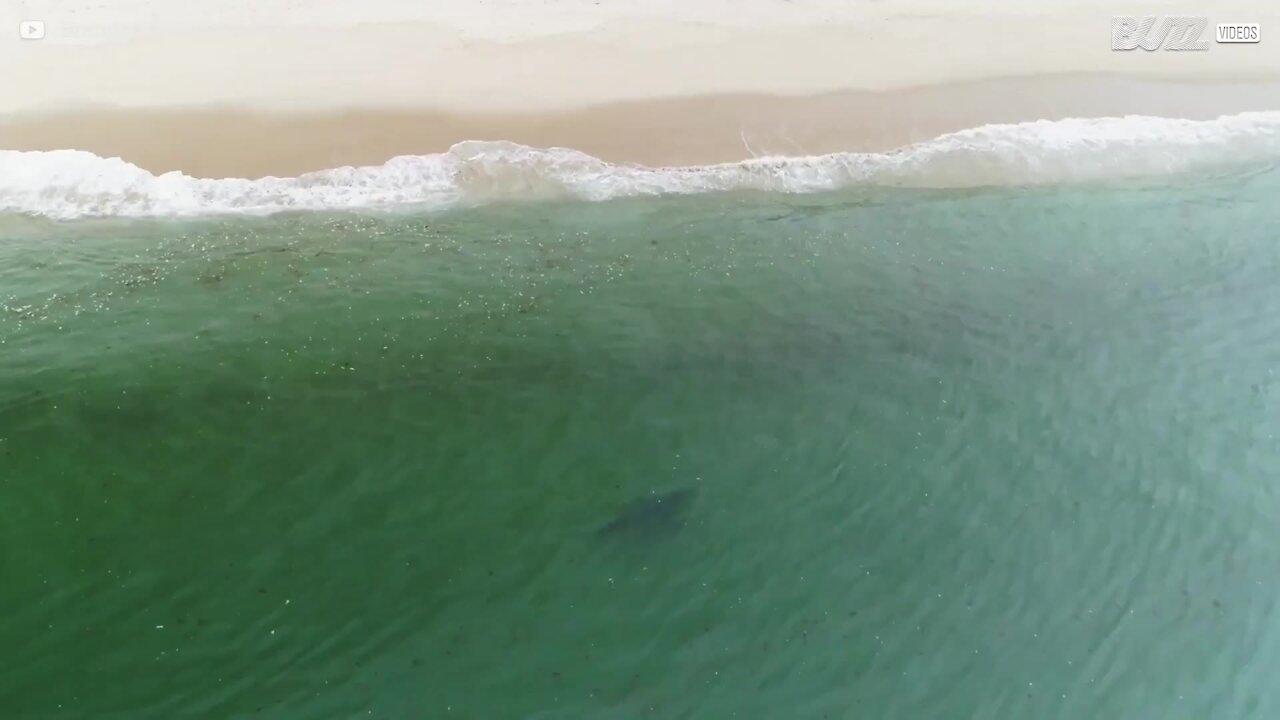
2;0;1279;178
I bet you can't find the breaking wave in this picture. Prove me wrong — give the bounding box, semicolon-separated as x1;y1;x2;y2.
3;112;1279;219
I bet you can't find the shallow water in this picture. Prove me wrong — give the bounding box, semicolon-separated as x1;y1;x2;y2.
4;112;1280;219
3;167;1280;718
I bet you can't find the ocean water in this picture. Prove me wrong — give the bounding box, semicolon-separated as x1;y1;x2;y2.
3;119;1280;719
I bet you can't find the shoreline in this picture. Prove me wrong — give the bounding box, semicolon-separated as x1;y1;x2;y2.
4;75;1280;178
3;1;1280;180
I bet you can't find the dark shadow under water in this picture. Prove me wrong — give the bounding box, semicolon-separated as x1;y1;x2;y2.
595;488;697;545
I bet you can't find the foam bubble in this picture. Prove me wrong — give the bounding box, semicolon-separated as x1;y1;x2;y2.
3;112;1279;220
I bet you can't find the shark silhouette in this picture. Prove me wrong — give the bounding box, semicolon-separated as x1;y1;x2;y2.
596;488;697;542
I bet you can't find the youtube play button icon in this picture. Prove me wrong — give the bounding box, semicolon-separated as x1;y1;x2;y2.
19;20;46;40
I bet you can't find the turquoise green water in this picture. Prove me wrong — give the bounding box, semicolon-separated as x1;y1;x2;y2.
3;169;1280;718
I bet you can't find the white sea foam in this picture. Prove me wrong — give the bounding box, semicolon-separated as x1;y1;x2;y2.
3;112;1279;220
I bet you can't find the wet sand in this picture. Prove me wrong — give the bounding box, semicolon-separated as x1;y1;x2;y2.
4;75;1280;178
